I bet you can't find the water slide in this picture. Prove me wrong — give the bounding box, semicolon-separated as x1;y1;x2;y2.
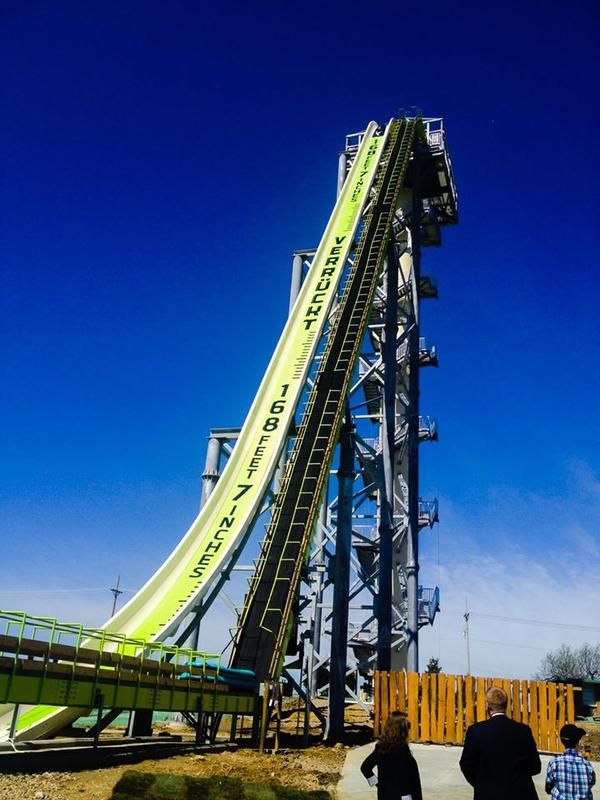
1;121;387;741
231;118;417;681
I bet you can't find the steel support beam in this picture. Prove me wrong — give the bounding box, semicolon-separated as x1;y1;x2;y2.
405;143;422;672
327;409;355;741
337;152;348;197
376;245;399;671
289;253;303;315
200;435;222;508
308;499;327;696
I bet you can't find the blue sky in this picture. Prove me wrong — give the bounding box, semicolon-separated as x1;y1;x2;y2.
1;1;599;677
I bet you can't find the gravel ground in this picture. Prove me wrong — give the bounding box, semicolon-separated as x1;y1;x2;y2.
0;716;595;800
581;722;600;761
0;745;347;800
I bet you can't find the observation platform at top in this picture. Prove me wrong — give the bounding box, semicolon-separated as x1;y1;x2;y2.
344;117;458;244
0;611;255;716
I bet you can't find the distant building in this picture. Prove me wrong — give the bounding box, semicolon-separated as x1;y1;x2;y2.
570;679;600;719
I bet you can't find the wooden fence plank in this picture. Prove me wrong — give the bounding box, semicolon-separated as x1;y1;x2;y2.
529;681;539;746
407;672;419;740
445;674;456;743
399;670;407;713
476;677;486;721
456;674;465;743
511;679;521;723
502;678;512;717
374;671;380;737
566;684;575;723
557;683;566;740
465;675;475;731
547;682;558;753
420;673;430;742
381;672;391;727
430;673;437;736
436;674;447;743
521;680;529;727
390;671;399;712
538;681;549;752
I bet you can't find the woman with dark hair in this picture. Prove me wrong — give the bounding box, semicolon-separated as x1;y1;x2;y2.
360;712;423;800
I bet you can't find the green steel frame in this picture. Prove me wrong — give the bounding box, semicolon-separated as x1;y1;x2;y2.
0;611;254;715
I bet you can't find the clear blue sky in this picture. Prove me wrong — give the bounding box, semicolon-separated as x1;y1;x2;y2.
1;1;599;676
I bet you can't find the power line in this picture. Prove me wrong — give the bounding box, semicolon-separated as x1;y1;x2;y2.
0;587;135;595
471;612;600;633
470;637;549;652
439;635;550;652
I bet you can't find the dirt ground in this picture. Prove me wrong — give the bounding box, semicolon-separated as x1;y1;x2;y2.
0;709;596;800
0;699;369;800
581;722;600;762
0;744;347;800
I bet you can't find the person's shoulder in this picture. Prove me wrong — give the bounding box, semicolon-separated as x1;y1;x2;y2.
466;719;488;730
498;717;534;735
546;752;561;767
464;719;488;737
573;752;594;770
376;742;410;753
511;718;533;731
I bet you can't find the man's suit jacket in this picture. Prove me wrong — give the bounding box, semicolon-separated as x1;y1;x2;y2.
459;714;541;800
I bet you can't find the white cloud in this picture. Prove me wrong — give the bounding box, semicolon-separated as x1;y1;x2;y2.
419;462;600;679
420;554;600;679
2;462;598;680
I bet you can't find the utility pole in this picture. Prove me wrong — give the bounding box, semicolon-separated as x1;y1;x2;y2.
464;598;471;675
110;575;123;617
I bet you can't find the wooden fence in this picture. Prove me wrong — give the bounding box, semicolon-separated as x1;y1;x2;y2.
374;672;576;753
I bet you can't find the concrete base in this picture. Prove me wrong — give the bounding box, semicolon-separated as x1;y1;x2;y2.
338;743;599;800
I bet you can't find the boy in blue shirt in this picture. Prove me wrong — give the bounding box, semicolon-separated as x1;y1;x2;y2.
545;724;596;799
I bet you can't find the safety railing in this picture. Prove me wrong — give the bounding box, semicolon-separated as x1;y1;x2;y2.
418;498;439;527
417;585;440;625
0;610;255;712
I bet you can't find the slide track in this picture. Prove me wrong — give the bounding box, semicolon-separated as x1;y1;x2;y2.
231;118;417;682
1;122;387;741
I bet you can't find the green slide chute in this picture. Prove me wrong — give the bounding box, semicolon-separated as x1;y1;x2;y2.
1;122;387;741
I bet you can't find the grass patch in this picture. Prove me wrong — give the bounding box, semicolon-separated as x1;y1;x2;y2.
111;771;331;800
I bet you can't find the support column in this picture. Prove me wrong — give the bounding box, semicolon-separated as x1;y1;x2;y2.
200;435;222;509
308;498;327;696
337;153;347;197
289;254;303;315
328;410;355;741
377;246;399;671
406;145;422;673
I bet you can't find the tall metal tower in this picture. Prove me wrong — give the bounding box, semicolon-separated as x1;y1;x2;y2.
195;117;458;737
1;116;458;746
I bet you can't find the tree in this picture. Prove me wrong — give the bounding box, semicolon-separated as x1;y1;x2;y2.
536;643;600;681
426;657;442;674
578;643;600;680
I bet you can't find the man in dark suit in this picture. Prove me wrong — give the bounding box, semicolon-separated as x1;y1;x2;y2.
460;686;541;799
